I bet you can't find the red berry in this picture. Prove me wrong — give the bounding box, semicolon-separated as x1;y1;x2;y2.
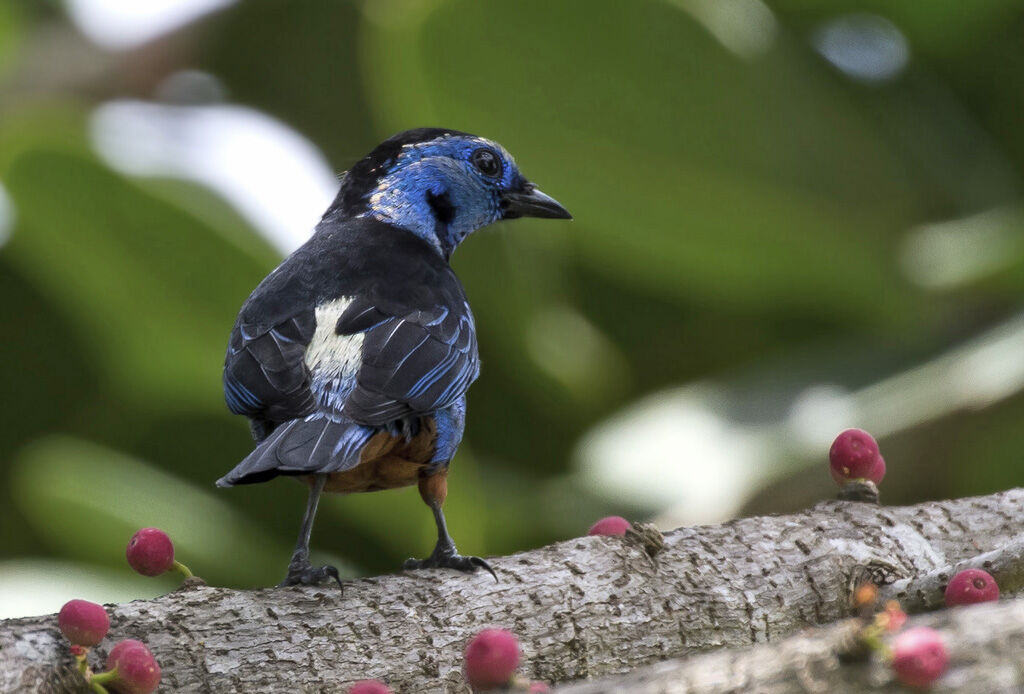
126;528;175;576
348;680;393;694
58;599;109;647
891;627;948;688
944;568;999;606
829;429;884;484
529;682;551;693
464;628;520;691
105;639;161;694
588;516;630;536
868;454;886;483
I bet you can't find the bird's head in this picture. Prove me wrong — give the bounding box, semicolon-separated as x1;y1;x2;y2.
330;128;571;258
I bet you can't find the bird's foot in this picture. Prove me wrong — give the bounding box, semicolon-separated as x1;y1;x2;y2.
278;562;343;588
403;550;497;581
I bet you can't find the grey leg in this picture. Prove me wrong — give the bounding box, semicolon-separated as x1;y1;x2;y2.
279;474;342;588
403;500;497;581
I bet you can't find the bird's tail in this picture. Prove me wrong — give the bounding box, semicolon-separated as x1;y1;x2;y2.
217;415;376;487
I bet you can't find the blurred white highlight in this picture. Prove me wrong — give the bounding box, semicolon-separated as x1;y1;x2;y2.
64;0;235;50
0;561;164;620
786;384;856;452
577;385;775;524
0;181;13;249
578;313;1024;526
672;0;778;58
848;314;1024;434
902;205;1024;290
90;100;338;254
12;436;285;575
814;14;909;83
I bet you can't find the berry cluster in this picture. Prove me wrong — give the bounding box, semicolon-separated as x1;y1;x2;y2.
55;527;196;692
851;582;950;688
832;428;1003;688
58;601;159;694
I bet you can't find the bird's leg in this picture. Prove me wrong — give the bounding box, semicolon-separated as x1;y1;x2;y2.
403;470;496;580
279;473;342;588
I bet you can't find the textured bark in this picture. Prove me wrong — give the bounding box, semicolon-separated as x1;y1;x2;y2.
1;489;1021;693
555;598;1024;693
878;538;1024;611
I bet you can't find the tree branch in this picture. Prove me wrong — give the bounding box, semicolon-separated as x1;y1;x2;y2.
1;489;1021;693
554;598;1024;693
878;538;1024;612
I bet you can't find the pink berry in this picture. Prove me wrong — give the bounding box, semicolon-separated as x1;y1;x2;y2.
58;599;109;647
529;682;551;693
105;639;161;694
829;429;885;484
464;628;520;691
126;528;175;576
348;681;393;694
869;454;886;481
588;516;630;536
891;627;948;688
944;568;999;607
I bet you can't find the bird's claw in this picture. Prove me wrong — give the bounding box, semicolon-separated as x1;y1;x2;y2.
403;553;497;581
278;563;343;589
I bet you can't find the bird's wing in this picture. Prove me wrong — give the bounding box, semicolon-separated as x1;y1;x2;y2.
223;219;477;429
223;308;318;424
333;295;480;425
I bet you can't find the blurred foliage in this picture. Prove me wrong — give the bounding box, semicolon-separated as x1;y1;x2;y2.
1;0;1023;608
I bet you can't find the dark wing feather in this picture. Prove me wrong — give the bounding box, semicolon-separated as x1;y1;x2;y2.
222;216;478;441
223;310;318;426
336;297;479;425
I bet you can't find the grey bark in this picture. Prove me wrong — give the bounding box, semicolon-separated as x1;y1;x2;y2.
1;488;1021;693
555;598;1024;693
878;538;1024;611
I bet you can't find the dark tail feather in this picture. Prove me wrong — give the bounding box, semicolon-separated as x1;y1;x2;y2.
217;416;375;487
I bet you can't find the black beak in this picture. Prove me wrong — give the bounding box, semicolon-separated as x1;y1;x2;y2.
502;184;572;220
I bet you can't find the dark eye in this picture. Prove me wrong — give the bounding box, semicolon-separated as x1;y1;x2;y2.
471;148;502;178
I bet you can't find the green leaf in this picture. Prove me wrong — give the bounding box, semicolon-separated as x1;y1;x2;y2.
11;435;291;586
4;149;273;412
0;1;21;77
361;0;921;318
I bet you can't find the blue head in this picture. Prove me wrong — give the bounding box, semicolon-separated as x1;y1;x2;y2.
328;128;571;258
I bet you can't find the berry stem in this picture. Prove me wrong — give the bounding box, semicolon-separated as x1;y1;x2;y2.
90;682;110;694
836;480;880;504
76;654;89;676
173;560;194;579
90;668;117;687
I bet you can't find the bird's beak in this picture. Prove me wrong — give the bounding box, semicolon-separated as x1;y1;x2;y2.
502;184;572;220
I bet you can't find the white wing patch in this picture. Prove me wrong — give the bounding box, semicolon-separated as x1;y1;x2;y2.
304;297;365;379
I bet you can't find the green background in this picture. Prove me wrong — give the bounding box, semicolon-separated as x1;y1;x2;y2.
0;0;1022;613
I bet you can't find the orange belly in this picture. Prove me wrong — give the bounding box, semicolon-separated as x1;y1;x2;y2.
318;418;438;494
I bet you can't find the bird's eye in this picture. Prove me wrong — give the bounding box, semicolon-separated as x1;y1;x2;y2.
470;148;502;178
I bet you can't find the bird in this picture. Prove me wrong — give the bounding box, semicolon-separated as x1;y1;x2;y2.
216;128;571;586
